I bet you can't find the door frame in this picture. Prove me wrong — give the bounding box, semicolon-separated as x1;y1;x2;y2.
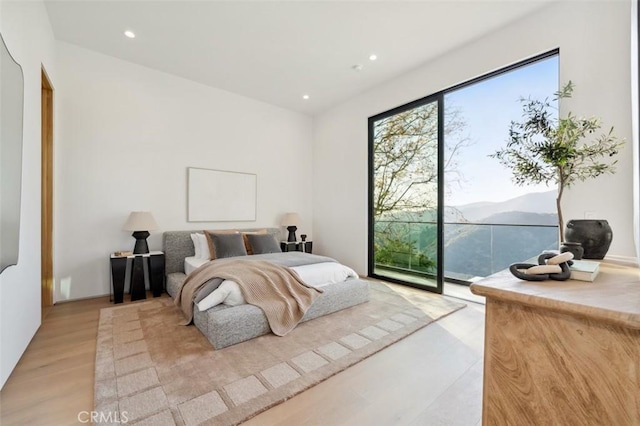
41;67;54;316
367;93;444;294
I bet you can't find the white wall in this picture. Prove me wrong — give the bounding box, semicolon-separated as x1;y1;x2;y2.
0;0;57;389
55;42;313;302
313;1;634;274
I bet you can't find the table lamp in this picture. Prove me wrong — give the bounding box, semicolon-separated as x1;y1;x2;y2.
123;211;159;254
281;212;301;242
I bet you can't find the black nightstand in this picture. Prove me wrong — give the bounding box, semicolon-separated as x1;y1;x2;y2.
280;241;313;254
110;251;165;303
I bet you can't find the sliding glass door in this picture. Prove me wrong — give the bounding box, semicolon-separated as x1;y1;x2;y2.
368;96;443;293
442;54;559;282
368;50;558;294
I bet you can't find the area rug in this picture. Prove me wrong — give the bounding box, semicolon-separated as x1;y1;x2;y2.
94;281;465;426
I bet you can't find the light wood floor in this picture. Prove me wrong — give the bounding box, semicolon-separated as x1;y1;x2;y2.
0;291;485;426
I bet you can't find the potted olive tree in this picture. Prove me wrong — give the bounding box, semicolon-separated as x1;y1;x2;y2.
491;81;624;257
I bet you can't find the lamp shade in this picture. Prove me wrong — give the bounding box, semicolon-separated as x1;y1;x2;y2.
280;212;301;226
123;211;159;232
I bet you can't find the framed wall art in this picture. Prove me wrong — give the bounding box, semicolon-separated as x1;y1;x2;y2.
187;167;257;222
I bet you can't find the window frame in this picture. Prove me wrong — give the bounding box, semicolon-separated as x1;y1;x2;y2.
367;48;560;293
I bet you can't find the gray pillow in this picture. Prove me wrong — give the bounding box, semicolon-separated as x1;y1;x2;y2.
246;233;281;254
209;233;247;259
194;278;224;304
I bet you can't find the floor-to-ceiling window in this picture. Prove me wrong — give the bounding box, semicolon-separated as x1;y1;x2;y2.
443;53;559;282
369;50;559;293
369;96;443;292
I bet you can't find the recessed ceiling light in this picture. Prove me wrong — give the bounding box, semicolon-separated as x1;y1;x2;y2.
369;54;378;61
302;94;310;100
352;64;363;72
124;30;136;39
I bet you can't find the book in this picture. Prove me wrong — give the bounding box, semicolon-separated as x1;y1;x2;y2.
569;260;600;282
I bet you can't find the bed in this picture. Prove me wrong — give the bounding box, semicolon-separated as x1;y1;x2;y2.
163;228;370;349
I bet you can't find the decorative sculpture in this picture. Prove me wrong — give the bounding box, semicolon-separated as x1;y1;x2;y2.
509;252;573;281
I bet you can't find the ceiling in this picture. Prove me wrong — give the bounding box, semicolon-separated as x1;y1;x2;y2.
44;1;552;115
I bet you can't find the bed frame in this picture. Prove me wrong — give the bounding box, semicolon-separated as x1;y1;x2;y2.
162;228;370;349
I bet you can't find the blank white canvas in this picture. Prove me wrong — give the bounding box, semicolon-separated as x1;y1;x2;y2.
188;167;257;222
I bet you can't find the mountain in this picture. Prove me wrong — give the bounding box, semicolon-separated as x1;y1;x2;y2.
480;211;557;226
444;210;558;279
375;191;560;280
453;190;557;223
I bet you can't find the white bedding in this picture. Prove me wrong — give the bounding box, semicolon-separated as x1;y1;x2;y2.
185;256;209;275
196;261;358;311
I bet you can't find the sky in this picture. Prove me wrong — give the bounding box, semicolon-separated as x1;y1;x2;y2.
444;55;559;206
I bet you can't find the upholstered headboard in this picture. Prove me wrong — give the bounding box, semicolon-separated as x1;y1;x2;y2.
162;228;282;275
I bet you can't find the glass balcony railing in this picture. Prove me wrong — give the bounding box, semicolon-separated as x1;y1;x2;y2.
374;220;558;284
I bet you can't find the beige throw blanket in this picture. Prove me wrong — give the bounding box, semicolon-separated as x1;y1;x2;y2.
175;259;323;336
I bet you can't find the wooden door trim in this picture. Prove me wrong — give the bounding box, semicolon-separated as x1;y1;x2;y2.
41;67;54;315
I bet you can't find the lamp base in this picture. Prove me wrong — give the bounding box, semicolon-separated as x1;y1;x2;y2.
132;231;150;254
286;226;297;242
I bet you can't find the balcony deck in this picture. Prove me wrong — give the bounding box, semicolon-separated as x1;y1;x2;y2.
374;220;558;299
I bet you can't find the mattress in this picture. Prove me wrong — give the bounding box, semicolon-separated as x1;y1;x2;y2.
196;261;359;311
184;256;208;275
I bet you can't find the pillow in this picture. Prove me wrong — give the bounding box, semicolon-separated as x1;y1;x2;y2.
196;281;246;311
196;233;210;259
194;278;223;304
190;233;201;258
204;229;239;259
208;232;247;259
241;229;268;254
246;233;281;254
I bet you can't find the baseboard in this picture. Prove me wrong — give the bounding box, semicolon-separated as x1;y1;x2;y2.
604;254;639;267
55;290;161;305
54;293;111;304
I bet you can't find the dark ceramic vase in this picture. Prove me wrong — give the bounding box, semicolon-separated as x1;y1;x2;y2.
564;219;612;259
560;241;584;260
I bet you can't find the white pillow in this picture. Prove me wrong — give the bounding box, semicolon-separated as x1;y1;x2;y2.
196;280;246;311
190;233;202;258
196;233;211;259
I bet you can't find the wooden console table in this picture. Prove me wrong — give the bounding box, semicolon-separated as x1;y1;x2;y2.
470;261;640;425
